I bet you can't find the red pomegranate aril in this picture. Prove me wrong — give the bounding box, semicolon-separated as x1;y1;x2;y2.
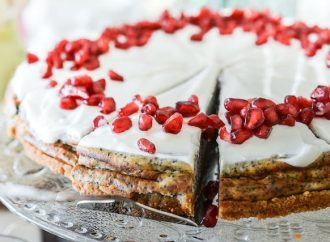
42;64;53;79
163;112;183;134
224;98;248;113
72;75;93;88
230;129;253;144
313;102;326;116
93;115;107;130
86;94;104;106
298;108;315;125
118;102;139;116
188;95;199;104
91;79;106;94
176;101;200;117
137;138;156;154
49;80;58;88
84;58;100;71
208;114;225;129
230;114;243;131
99;97;116;114
251;98;275;110
143;96;159;109
26;53;39;64
284;95;298;107
109;70;124;81
297;96;313;108
202;204;218;228
276;103;298;117
60;97;78;110
244;108;265;130
141;103;157;116
254;125;272;139
60;85;90;100
311;85;329;102
264;107;280;125
219;127;230;142
155;107;176;124
112;116;132;133
138;114;153;131
188;112;209;129
280;114;296;126
74;49;90;65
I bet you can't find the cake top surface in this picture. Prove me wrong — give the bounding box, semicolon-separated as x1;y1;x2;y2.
9;8;330;168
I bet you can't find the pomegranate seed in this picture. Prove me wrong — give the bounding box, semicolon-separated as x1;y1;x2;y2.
219;127;230;142
60;97;78;110
26;53;39;64
264;107;280;125
163;112;183;134
138;114;153;131
208;114;225;129
224;98;248;113
313;102;326;116
297;96;313;108
91;79;106;94
298;108;314;125
202;204;218;228
141;103;157;116
202;128;216;141
60;85;90;100
284;95;298;107
86;94;104;106
96;37;109;54
244;108;265;130
230;114;243;131
42;64;53;79
72;75;93;88
137;138;156;154
143;96;159;109
99;97;116;114
251;98;275;110
109;70;124;81
190;32;204;41
311;85;329;102
93;115;107;130
112;116;132;133
118;102;139;116
230;129;253;144
254;125;272;139
49;80;58;88
84;58;100;71
74;49;90;65
155;107;176;124
176;101;200;117
188;113;209;129
188;95;199;104
276;103;298;117
280;114;296;126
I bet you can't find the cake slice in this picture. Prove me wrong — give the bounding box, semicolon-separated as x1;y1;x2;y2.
217;40;330;219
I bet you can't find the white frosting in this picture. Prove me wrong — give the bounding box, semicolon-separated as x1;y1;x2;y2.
9;13;330;168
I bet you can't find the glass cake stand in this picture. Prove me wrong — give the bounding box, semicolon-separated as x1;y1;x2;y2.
0;120;329;242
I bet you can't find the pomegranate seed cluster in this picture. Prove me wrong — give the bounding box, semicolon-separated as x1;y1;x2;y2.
27;8;330;81
220;85;330;144
92;94;225;154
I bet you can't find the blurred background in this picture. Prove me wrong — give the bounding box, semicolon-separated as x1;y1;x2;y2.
0;0;330;241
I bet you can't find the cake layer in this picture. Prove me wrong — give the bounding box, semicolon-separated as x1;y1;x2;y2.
220;163;330;201
219;190;330;220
